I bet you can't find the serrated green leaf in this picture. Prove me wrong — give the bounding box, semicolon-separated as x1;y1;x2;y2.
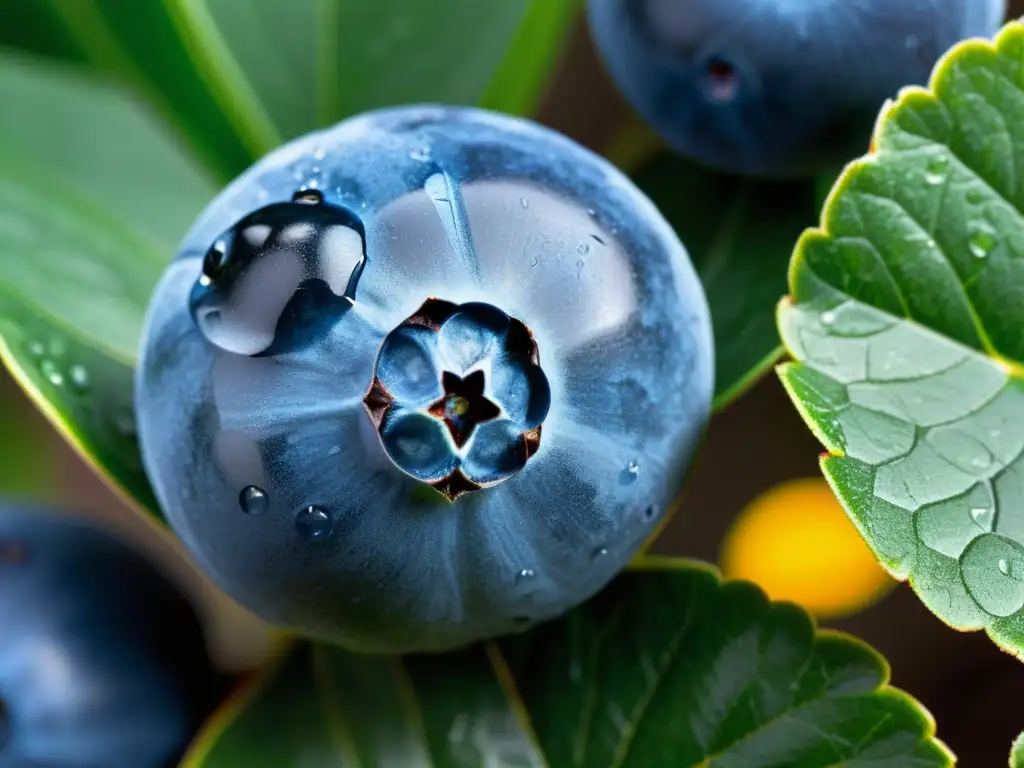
777;21;1024;656
183;562;950;767
166;0;578;152
632;153;815;410
1012;732;1024;768
181;642;543;767
0;52;217;523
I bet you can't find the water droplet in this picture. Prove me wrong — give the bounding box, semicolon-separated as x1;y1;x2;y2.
904;34;919;51
971;507;990;523
530;255;539;267
515;568;535;582
960;533;1024;616
409;146;430;162
645;505;657;520
39;359;63;386
620;460;640;485
26;340;44;358
68;365;89;393
966;189;985;205
968;221;997;259
924;155;948;185
295;505;332;540
239;485;269;516
577;243;590;255
190;197;365;355
821;310;836;326
312;148;326;161
520;197;529;209
591;546;608;559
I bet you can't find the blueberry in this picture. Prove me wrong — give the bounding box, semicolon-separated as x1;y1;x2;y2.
136;105;714;654
0;505;214;767
587;0;1006;176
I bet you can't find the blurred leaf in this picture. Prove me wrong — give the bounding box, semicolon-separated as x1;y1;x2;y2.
0;52;218;523
166;0;580;150
0;0;251;183
633;154;815;410
1012;732;1024;767
183;561;950;767
477;0;581;116
0;370;54;499
777;22;1024;655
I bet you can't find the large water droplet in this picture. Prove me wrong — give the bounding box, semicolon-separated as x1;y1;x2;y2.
959;533;1024;617
189;197;365;356
295;505;333;540
239;485;269;516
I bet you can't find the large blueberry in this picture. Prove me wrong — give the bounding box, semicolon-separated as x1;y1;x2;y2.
136;105;713;654
0;505;214;767
588;0;1006;177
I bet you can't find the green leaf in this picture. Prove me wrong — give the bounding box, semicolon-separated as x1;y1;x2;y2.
0;52;218;524
165;0;579;151
0;0;252;183
0;370;55;499
183;561;950;767
632;154;816;410
1012;732;1024;768
777;21;1024;655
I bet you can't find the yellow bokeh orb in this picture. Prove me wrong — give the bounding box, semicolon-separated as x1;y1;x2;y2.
720;477;896;620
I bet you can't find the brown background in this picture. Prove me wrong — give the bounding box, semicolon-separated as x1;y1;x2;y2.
7;5;1024;765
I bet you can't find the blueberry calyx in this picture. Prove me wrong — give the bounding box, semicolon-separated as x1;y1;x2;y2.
364;298;551;501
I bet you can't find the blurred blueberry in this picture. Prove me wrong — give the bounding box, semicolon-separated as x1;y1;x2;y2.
0;505;214;767
588;0;1007;176
136;105;714;653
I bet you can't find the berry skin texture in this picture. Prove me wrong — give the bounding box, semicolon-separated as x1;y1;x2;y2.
587;0;1007;177
136;105;714;654
0;506;214;767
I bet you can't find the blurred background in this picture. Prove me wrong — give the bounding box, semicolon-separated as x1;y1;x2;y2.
3;5;1023;765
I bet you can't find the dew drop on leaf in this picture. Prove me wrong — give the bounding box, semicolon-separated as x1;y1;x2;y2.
39;359;62;387
968;220;997;259
67;364;89;393
924;154;948;185
959;533;1024;617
